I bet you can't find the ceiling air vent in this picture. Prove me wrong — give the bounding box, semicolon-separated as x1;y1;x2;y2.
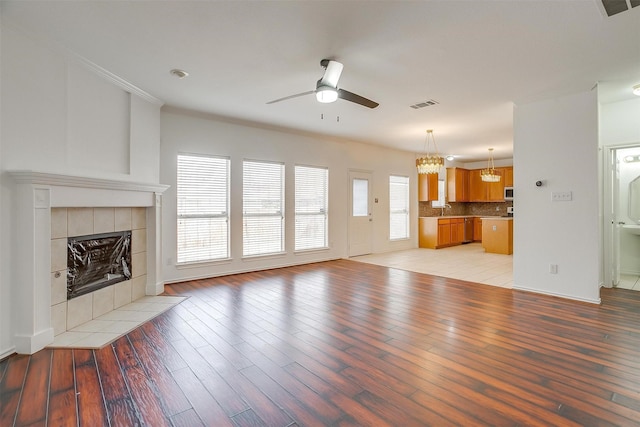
600;0;638;17
410;99;439;109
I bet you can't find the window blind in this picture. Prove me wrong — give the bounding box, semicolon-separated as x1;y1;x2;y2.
243;160;285;256
177;154;229;263
295;166;328;251
389;175;410;240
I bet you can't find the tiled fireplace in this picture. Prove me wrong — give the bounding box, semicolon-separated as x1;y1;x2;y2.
50;207;148;336
9;171;168;354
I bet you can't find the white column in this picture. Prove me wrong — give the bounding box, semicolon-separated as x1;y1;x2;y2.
13;183;54;353
146;192;164;295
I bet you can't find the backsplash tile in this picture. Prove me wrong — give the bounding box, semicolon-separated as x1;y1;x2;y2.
419;201;513;217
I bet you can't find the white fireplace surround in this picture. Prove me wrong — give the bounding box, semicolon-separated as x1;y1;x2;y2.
9;171;169;354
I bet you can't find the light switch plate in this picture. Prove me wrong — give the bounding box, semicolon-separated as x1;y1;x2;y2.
551;191;572;201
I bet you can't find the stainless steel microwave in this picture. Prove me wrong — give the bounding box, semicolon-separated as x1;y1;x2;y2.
504;186;514;201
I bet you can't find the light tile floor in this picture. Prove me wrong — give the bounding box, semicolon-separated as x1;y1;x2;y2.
352;242;513;288
49;295;186;349
617;274;640;290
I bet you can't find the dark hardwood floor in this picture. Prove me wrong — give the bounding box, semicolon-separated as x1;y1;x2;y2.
2;259;640;426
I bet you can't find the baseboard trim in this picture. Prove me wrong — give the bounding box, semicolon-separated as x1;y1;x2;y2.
13;328;55;355
513;285;601;305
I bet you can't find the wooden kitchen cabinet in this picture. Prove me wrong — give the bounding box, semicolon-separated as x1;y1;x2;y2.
469;168;505;202
504;166;513;187
418;173;438;202
473;217;482;241
437;219;451;246
482;218;513;254
419;217;466;249
446;167;469;202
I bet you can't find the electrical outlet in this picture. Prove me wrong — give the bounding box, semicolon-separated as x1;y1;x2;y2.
549;264;558;274
551;191;572;202
496;206;500;211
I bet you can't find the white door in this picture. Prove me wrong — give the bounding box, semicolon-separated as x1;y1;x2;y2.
349;171;373;256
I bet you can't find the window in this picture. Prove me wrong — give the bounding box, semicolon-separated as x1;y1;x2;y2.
431;179;446;207
177;154;229;263
243;160;285;256
295;165;328;251
389;175;410;240
352;178;369;216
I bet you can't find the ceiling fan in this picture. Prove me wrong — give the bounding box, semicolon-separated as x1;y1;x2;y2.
267;59;379;109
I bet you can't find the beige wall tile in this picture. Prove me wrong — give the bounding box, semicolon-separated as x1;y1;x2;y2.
132;207;146;230
51;302;67;336
51;238;67;272
131;275;146;301
114;280;132;308
67;293;93;329
132;229;146;254
115;208;132;231
68;208;94;237
51;208;68;239
132;252;147;278
93;208;115;234
51;270;67;306
92;286;114;318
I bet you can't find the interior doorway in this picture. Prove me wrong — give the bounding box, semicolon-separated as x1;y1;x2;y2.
603;144;640;291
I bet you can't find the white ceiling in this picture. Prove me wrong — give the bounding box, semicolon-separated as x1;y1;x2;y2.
2;0;639;161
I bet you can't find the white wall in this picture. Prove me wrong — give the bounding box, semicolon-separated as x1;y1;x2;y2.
513;90;600;303
160;108;417;284
0;25;162;357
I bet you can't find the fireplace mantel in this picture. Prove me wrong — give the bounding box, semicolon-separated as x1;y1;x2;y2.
8;171;169;354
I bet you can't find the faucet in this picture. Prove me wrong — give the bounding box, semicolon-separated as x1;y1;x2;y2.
440;203;452;216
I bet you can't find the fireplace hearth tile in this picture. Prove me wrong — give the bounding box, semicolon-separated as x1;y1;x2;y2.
114;280;132;308
48;295;187;349
67;293;93;329
73;332;122;348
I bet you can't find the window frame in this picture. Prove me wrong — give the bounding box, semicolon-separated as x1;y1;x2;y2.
389;174;410;241
242;159;286;258
294;164;329;252
176;153;230;265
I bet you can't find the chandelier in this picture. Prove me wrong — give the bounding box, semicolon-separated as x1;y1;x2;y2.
416;130;444;174
481;148;501;182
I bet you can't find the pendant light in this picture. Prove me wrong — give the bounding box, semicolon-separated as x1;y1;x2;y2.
481;148;501;182
416;130;444;174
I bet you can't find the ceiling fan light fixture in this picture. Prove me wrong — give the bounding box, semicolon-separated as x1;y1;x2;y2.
316;86;338;103
633;84;640;96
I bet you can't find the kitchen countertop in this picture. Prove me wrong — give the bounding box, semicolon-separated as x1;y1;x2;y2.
481;216;513;220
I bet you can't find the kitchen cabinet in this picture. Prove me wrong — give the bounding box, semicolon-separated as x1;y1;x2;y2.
503;166;513;187
419;217;465;249
418;173;438;202
469;168;505;202
446;167;469;202
437;219;451;246
473;217;482;241
482;218;513;254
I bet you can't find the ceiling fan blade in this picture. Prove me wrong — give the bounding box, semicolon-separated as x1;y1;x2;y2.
337;89;379;109
319;60;343;88
266;90;315;104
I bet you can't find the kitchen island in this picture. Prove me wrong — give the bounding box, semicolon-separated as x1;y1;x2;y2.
481;217;513;254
